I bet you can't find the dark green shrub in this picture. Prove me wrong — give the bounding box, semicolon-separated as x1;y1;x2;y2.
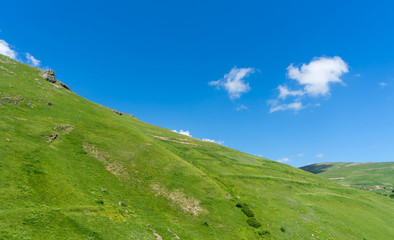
390;194;394;199
236;202;255;217
280;226;286;232
202;221;209;226
258;230;270;236
241;205;254;217
247;218;261;228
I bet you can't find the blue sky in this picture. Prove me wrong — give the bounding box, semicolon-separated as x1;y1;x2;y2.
1;0;394;167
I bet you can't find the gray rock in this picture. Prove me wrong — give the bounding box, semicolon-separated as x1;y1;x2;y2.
40;70;56;83
112;110;123;115
40;70;71;91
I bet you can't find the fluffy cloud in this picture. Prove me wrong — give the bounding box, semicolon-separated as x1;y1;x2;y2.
26;53;40;67
0;39;42;67
277;157;290;163
209;67;254;99
0;39;17;59
316;153;324;158
269;56;349;113
297;153;304;157
287;56;349;97
269;101;303;113
172;129;191;137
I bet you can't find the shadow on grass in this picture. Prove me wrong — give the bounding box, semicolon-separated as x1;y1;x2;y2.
300;164;334;174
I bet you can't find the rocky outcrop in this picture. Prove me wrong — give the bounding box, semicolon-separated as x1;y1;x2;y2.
40;70;71;91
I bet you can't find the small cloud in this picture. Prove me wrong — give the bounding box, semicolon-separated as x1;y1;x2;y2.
26;53;41;67
236;104;248;111
209;67;254;99
172;129;192;137
172;130;223;144
0;39;17;59
316;153;324;158
277;157;290;163
297;153;304;157
379;82;388;87
269;101;303;113
202;138;224;145
355;73;361;77
278;85;304;100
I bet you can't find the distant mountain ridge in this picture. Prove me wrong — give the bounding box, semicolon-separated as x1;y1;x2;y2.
300;162;394;197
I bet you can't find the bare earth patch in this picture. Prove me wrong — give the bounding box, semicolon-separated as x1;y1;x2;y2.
151;184;203;215
83;142;127;177
153;233;162;240
151;135;201;146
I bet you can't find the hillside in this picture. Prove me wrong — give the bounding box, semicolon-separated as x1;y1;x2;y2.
300;162;394;197
0;53;393;240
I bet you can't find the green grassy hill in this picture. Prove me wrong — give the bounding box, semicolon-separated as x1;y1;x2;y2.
1;54;393;239
300;162;394;197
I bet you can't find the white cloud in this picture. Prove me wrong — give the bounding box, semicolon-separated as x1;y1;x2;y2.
0;39;17;59
26;53;40;67
209;67;254;99
297;153;304;157
172;129;223;144
278;85;304;100
316;153;324;158
287;56;349;97
277;157;290;163
269;56;349;113
236;104;248;111
201;138;215;142
269;101;303;113
172;129;192;137
379;82;388;87
202;138;224;145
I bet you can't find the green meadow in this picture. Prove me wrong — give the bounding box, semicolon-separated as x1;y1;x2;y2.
1;54;393;239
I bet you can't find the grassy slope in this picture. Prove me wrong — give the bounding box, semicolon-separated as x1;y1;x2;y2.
300;162;394;194
0;54;393;240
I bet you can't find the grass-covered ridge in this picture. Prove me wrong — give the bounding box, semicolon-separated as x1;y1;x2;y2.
300;162;394;198
1;54;393;239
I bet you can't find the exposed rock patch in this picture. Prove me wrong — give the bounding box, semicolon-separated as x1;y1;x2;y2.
45;134;58;142
112;110;123;115
1;96;24;105
0;66;15;75
40;70;71;91
54;125;73;134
